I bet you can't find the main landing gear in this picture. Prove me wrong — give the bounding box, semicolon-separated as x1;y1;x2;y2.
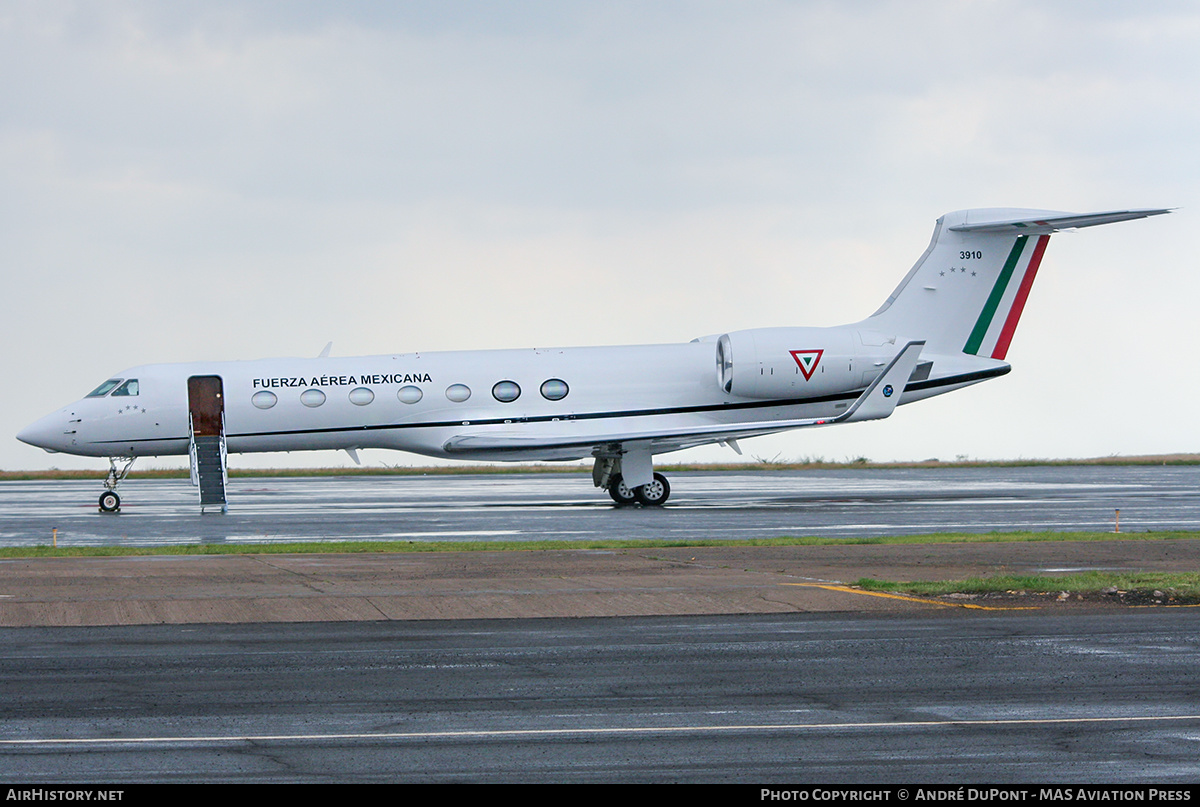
595;453;672;504
601;470;672;507
98;456;135;513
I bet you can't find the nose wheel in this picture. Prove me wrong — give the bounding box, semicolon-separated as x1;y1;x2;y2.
99;491;121;512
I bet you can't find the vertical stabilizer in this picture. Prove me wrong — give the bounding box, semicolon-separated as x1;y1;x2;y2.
864;208;1169;358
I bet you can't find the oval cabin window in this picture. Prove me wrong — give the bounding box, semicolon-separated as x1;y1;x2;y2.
252;391;278;409
492;380;521;402
540;379;569;401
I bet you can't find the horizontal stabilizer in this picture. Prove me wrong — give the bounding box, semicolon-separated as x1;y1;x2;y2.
949;208;1171;235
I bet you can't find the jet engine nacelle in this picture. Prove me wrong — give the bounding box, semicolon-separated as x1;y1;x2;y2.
715;327;900;399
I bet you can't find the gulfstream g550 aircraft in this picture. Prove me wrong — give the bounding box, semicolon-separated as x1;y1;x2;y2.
18;207;1169;512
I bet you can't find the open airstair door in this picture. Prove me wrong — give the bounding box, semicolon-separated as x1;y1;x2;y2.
188;375;227;512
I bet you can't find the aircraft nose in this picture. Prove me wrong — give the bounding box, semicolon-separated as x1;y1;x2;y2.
17;413;66;453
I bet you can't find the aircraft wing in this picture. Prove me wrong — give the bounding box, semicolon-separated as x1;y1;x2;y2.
442;341;925;456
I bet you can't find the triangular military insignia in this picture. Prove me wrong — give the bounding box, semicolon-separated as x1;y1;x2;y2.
789;349;824;381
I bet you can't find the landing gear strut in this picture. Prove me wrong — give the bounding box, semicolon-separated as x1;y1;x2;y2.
99;456;135;513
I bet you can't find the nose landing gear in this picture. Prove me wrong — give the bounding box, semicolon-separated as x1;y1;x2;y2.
98;456;135;513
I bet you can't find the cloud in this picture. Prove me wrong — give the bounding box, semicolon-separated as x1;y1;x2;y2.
3;1;1197;470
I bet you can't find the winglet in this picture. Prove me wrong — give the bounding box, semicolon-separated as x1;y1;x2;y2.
841;341;925;423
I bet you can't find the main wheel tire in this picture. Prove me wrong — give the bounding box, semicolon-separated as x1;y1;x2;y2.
607;474;637;506
98;491;121;512
634;473;671;506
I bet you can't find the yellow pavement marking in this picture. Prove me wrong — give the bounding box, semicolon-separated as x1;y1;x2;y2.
785;583;1039;610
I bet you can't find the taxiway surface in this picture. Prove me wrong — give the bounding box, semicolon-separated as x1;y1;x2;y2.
5;612;1200;783
3;465;1199;547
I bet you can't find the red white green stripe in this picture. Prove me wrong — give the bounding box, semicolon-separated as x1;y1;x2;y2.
962;235;1050;359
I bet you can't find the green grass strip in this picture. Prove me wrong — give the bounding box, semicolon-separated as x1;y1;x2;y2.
856;572;1200;601
3;530;1198;559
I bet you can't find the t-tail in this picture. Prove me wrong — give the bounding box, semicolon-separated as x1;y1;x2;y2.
862;208;1171;359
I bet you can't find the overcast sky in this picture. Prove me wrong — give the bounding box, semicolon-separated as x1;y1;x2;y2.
3;1;1197;471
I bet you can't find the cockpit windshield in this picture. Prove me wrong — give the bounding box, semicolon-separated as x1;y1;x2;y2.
111;379;139;397
85;379;124;398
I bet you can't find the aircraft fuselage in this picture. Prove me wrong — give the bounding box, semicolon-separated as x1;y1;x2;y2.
22;326;978;463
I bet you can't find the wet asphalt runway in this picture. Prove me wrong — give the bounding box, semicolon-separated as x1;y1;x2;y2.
2;465;1198;547
5;467;1200;783
4;611;1200;783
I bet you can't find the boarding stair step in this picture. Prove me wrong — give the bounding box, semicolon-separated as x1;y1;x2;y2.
191;434;227;508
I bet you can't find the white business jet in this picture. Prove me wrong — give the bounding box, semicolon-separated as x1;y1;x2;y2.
18;207;1168;512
